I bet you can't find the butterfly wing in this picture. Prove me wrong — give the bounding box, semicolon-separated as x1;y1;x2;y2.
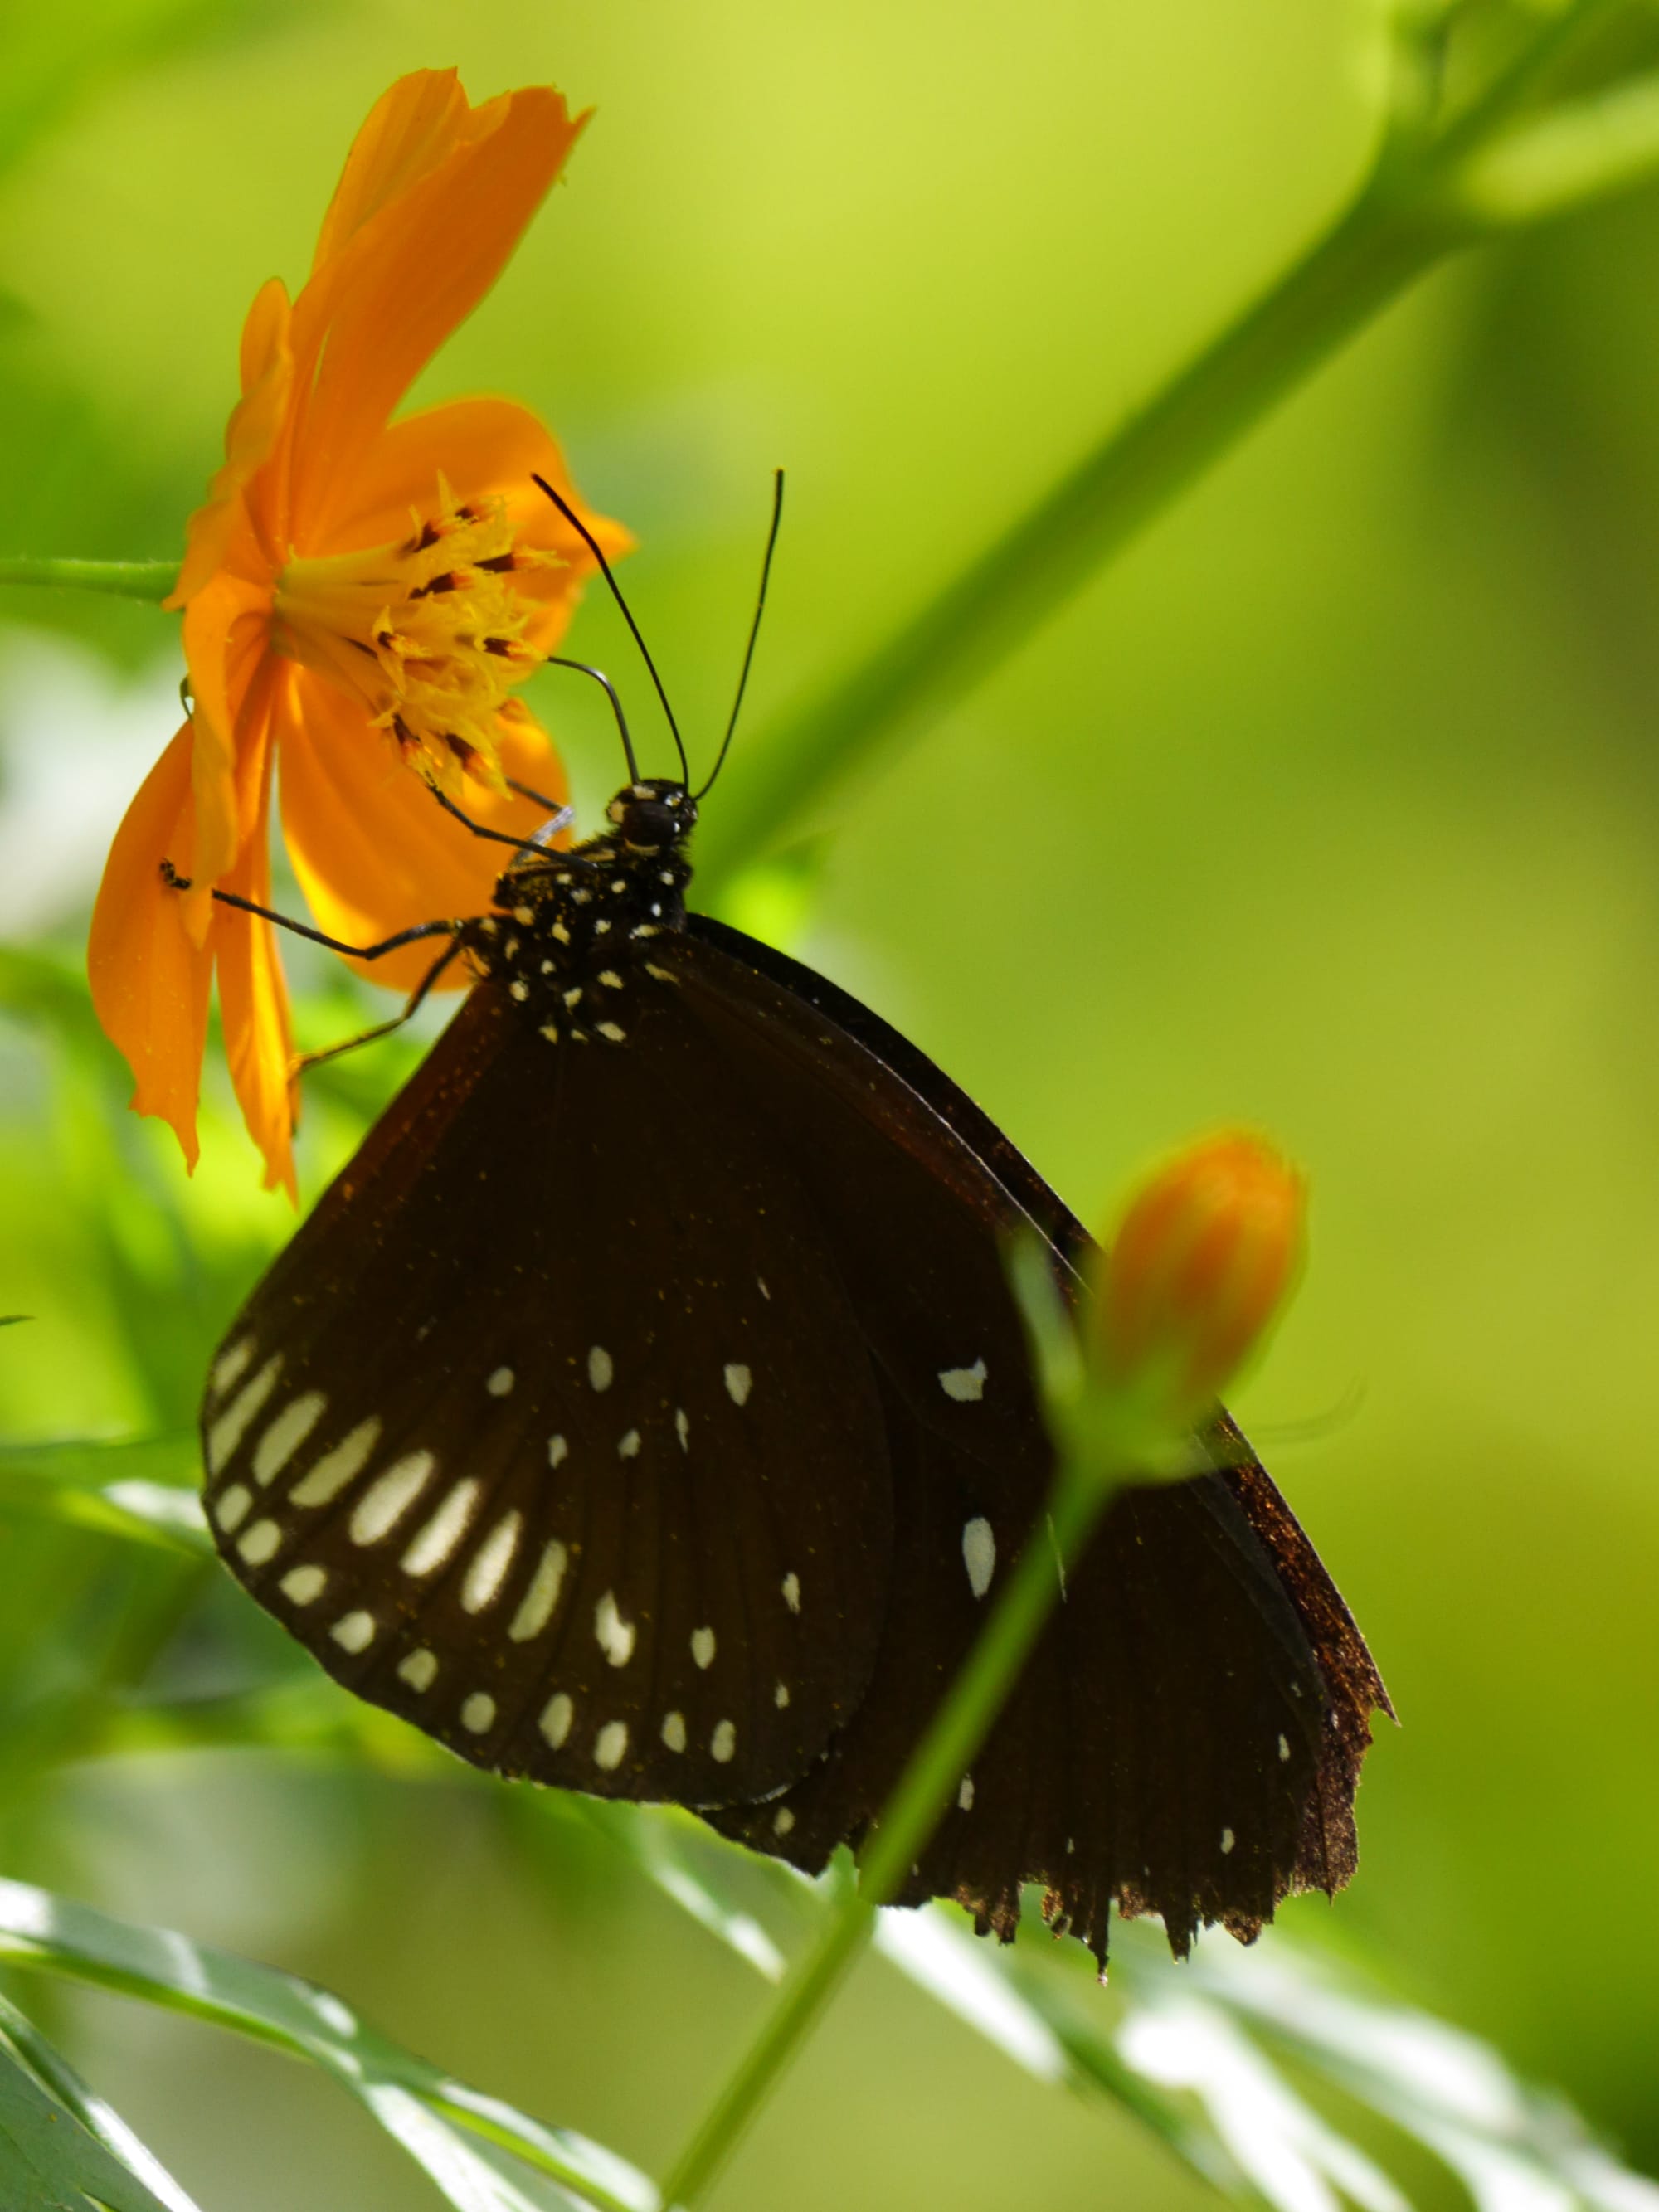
201;980;897;1806
673;916;1389;1961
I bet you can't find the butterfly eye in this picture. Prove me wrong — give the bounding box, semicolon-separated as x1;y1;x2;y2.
620;800;679;849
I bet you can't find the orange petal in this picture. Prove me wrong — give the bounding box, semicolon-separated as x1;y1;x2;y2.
275;668;566;994
178;571;275;905
311;70;470;275
214;664;297;1200
87;725;214;1172
170;278;294;606
287;86;587;547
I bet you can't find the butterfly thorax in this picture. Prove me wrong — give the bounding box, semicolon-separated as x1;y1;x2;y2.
458;779;698;1048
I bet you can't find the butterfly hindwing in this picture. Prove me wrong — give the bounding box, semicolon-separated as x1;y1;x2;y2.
202;980;895;1806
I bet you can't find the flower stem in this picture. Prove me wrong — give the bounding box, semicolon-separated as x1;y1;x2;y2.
694;0;1643;895
0;556;178;604
659;1439;1120;2210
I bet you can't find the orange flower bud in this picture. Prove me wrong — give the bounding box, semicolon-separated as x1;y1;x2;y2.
1092;1130;1306;1427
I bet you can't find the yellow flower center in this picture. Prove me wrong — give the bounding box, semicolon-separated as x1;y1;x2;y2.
271;484;556;790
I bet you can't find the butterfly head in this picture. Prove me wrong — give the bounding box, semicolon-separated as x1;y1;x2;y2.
604;780;698;855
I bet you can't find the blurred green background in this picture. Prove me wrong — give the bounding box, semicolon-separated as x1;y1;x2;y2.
2;2;1658;2205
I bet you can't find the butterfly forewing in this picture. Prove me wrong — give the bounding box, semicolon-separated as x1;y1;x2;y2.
203;981;894;1805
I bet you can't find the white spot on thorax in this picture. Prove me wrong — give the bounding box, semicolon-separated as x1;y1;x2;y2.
724;1363;752;1407
691;1626;716;1670
597;1021;626;1043
508;980;529;1002
587;1345;613;1392
958;1775;975;1811
252;1392;327;1485
486;1365;515;1397
675;1408;690;1451
1220;1826;1236;1855
547;1433;568;1467
460;1692;496;1735
781;1573;801;1614
398;1648;439;1693
331;1610;376;1655
540;1692;574;1749
236;1519;282;1566
289;1417;381;1508
661;1710;687;1753
206;1354;283;1474
401;1477;482;1575
594;1719;629;1771
962;1516;996;1599
774;1680;791;1709
509;1540;567;1641
212;1483;252;1534
711;1719;737;1763
461;1510;523;1613
598;970;622;989
594;1591;636;1668
618;1428;640;1459
540;1023;560;1044
939;1359;988;1403
280;1563;327;1607
513;906;533;926
350;1451;435;1546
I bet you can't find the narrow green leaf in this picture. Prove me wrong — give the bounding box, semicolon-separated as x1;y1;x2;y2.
0;1995;199;2212
0;1880;657;2212
0;1438;208;1556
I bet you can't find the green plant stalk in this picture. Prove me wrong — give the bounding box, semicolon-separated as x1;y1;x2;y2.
694;0;1645;892
660;1436;1122;2210
0;556;178;602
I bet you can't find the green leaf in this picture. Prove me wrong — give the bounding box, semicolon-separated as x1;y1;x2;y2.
0;1991;201;2212
0;1879;658;2212
0;1437;208;1556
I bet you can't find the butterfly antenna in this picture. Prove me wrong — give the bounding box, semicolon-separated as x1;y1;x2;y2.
695;469;784;802
545;658;641;783
532;475;690;788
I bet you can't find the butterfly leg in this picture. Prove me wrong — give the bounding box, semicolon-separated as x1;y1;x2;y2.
289;937;467;1077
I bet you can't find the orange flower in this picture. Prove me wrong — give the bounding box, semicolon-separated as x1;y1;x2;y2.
1092;1130;1306;1427
88;70;630;1198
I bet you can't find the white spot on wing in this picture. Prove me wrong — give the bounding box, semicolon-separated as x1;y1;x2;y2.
774;1680;790;1709
587;1345;613;1392
210;1337;255;1401
661;1710;687;1753
594;1591;636;1668
958;1775;975;1811
675;1408;689;1452
773;1806;795;1836
1277;1733;1292;1763
206;1354;283;1474
547;1433;568;1467
962;1516;996;1599
461;1692;496;1734
401;1478;482;1576
939;1359;988;1403
252;1392;327;1485
236;1519;282;1565
723;1363;752;1407
398;1648;438;1693
594;1719;629;1771
290;1417;381;1508
691;1626;716;1670
1220;1826;1236;1855
618;1428;640;1459
486;1366;515;1397
461;1511;523;1614
331;1611;376;1655
781;1572;801;1614
212;1483;252;1534
540;1693;574;1749
280;1563;326;1607
711;1719;737;1763
508;1540;567;1641
350;1451;435;1545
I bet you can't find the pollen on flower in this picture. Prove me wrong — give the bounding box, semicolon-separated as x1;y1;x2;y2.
271;482;561;795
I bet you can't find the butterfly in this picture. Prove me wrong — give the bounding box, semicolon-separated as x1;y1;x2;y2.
196;486;1389;1968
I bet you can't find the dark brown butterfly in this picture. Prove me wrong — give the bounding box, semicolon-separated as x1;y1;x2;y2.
197;751;1388;1966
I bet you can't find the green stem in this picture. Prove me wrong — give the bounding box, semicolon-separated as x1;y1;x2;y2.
660;1445;1119;2210
694;0;1638;893
0;556;178;603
